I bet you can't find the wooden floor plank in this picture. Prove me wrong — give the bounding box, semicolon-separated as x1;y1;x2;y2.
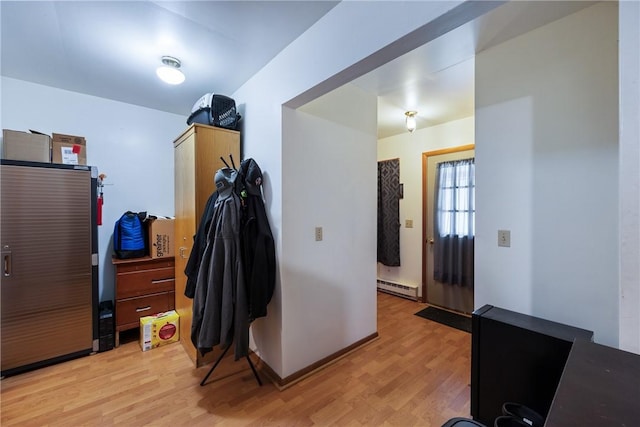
1;292;471;426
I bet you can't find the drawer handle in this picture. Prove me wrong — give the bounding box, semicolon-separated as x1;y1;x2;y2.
136;306;152;313
151;278;174;284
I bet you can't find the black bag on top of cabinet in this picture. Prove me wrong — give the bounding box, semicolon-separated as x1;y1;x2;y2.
186;93;241;130
113;211;147;259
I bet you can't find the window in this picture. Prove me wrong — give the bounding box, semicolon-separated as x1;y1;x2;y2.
435;158;475;238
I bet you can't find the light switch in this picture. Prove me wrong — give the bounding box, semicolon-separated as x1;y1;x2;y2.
405;219;413;228
498;230;511;247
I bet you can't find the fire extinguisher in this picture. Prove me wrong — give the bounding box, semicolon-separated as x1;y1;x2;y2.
97;193;103;226
97;173;107;226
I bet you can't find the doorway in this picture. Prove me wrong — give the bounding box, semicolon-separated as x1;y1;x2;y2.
422;144;475;314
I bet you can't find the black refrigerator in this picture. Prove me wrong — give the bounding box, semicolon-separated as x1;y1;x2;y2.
1;160;99;376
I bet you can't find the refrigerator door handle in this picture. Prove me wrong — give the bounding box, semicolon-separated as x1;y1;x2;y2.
2;246;11;277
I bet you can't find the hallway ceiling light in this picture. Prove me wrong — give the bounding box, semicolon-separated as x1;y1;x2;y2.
405;111;417;133
156;56;185;85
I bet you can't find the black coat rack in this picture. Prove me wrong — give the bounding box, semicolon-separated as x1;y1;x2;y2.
200;345;262;387
196;154;274;389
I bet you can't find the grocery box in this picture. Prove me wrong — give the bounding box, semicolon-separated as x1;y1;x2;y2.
147;216;174;259
51;133;87;165
140;310;180;351
2;129;51;162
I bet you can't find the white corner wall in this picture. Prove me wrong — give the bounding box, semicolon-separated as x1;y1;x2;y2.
1;77;186;302
619;0;640;354
475;3;619;346
281;93;378;375
376;116;474;295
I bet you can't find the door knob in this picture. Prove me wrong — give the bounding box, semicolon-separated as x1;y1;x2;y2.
428;237;435;245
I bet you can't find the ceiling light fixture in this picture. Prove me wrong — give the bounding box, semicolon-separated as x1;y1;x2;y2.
405;111;417;133
156;56;185;85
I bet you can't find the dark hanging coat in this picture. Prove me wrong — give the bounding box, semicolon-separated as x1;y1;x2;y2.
190;168;249;359
184;191;218;299
238;159;276;321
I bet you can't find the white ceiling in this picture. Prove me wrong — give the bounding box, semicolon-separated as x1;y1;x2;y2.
0;1;338;115
349;0;596;138
1;1;595;139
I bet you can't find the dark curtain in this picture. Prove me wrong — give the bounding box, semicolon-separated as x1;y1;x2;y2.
433;158;475;287
377;159;401;266
433;235;474;287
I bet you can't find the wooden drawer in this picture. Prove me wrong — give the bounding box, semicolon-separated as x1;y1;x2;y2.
116;267;175;299
116;292;175;331
114;257;174;273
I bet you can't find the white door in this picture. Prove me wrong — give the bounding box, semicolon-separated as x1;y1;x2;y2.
423;145;475;314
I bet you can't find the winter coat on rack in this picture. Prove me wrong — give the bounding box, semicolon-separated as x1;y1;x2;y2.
190;168;249;359
238;159;276;321
184;191;218;299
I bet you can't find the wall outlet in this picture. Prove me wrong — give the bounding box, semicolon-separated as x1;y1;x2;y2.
315;227;323;241
498;229;511;247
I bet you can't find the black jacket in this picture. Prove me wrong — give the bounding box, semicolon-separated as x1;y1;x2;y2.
184;192;218;298
241;189;276;321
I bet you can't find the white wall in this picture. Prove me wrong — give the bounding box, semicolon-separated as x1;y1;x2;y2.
376;116;474;295
1;77;186;302
282;91;378;375
619;0;640;354
475;3;619;346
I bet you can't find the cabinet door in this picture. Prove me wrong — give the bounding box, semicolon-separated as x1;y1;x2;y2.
1;164;94;372
174;132;197;363
194;126;239;217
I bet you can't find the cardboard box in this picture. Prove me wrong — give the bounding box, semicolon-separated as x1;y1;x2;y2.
2;129;51;162
148;217;174;259
51;133;87;165
140;310;180;351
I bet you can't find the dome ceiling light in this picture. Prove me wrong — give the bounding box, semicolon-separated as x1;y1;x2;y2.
405;111;418;133
156;56;185;85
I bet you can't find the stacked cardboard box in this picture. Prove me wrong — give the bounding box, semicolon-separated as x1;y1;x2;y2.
52;133;87;165
2;129;51;163
1;129;88;165
147;217;175;259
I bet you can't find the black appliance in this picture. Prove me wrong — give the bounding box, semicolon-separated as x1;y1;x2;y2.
470;304;593;426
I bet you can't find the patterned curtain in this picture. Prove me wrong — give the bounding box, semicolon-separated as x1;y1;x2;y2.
377;159;401;266
433;158;475;287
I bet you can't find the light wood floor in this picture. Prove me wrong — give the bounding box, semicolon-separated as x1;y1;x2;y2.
0;292;472;426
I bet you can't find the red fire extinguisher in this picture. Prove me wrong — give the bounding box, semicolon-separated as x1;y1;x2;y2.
97;193;103;226
97;173;107;226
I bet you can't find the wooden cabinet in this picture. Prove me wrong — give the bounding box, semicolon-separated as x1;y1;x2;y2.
173;123;240;367
112;256;175;346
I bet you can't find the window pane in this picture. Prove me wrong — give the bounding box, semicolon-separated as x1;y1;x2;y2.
435;158;475;238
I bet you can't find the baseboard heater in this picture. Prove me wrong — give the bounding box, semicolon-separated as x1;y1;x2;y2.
376;279;418;301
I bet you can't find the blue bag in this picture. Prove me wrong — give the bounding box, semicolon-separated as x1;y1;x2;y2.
113;211;147;259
